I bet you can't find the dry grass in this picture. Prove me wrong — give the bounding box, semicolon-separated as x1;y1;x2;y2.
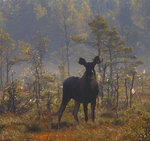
0;94;150;141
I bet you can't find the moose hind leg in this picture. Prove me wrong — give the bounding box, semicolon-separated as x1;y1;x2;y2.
72;101;80;122
83;103;88;122
58;98;70;127
91;99;96;122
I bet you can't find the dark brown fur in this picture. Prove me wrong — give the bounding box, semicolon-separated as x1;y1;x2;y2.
58;56;101;126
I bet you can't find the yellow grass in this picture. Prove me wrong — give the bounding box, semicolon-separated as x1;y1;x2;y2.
0;94;150;141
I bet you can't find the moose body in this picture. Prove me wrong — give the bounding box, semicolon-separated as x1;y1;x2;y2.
58;56;101;126
63;76;99;103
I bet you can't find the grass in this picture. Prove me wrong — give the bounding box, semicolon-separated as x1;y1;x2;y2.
0;94;150;141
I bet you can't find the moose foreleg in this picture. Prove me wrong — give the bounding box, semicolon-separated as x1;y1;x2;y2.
83;103;88;122
91;99;96;122
72;100;80;122
58;99;70;128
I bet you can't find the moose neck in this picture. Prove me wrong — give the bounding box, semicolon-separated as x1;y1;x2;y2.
81;71;96;83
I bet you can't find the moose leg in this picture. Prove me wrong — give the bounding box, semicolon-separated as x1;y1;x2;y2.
83;103;88;122
91;99;96;122
72;100;80;122
58;99;70;127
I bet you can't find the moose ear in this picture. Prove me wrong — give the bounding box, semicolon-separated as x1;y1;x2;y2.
93;56;101;64
79;57;86;66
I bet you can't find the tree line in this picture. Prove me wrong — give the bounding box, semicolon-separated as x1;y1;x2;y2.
0;0;150;71
0;0;149;116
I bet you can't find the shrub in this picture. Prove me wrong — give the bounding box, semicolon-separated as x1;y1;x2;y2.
100;111;114;118
0;124;5;132
25;122;42;132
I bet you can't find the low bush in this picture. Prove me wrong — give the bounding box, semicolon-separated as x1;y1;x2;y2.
25;122;42;132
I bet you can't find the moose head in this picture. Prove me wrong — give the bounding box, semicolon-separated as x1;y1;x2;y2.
79;56;101;78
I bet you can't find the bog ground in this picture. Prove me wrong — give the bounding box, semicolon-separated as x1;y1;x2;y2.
0;94;150;141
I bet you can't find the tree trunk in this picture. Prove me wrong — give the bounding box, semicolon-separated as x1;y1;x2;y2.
66;44;70;76
108;47;114;98
0;65;5;101
116;74;119;107
101;63;107;99
63;18;70;77
6;57;9;83
125;78;128;107
130;73;135;108
107;80;110;98
12;82;16;113
142;75;144;94
35;68;41;119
